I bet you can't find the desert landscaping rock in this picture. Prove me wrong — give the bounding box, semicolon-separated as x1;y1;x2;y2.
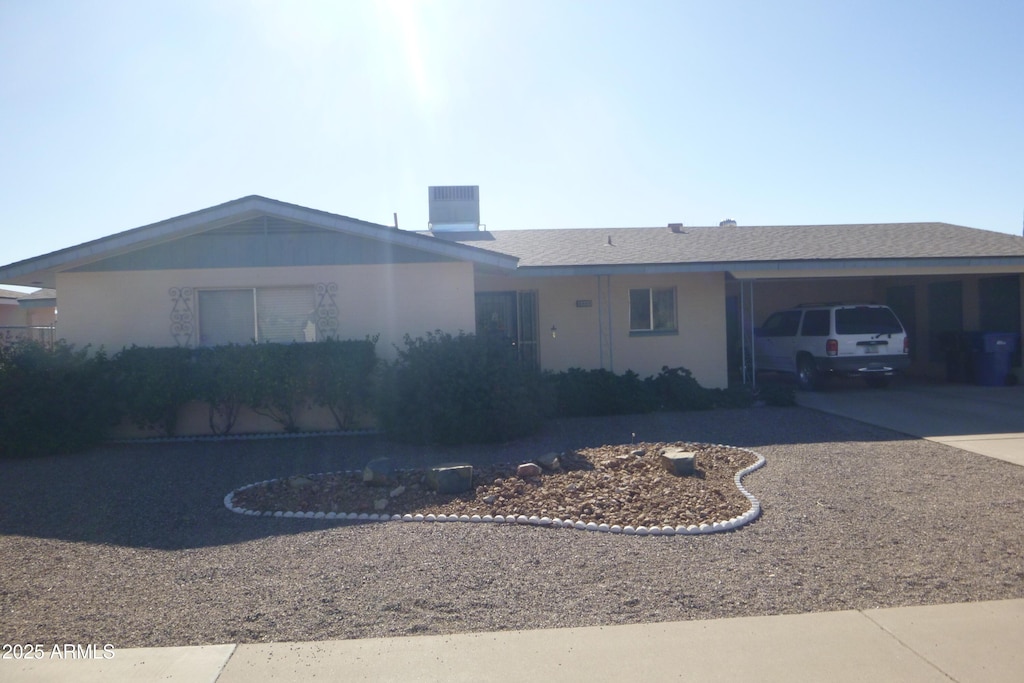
4;408;1024;650
426;463;474;494
363;458;396;486
226;442;765;532
516;462;542;478
536;452;561;470
659;448;696;476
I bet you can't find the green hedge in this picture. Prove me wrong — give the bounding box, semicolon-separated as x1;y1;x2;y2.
0;333;792;456
377;331;547;445
0;340;119;458
0;338;381;457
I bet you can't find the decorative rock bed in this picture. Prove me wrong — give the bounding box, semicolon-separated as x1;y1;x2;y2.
224;442;766;536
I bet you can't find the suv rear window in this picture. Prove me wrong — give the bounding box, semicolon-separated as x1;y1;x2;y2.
835;307;903;335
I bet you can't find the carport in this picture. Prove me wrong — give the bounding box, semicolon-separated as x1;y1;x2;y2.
727;267;1024;388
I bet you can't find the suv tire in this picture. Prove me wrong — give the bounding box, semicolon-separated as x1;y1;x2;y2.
796;354;819;391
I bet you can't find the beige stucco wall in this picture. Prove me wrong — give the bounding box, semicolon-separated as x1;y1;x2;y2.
477;271;728;388
0;300;23;326
55;262;476;357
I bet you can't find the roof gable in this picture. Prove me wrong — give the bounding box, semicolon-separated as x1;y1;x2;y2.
71;215;459;271
0;195;517;287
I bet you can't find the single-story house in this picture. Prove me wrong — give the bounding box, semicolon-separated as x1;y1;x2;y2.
1;190;1023;395
0;287;56;345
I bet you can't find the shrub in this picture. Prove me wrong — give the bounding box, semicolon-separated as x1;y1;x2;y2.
377;331;545;445
308;336;378;430
0;340;119;458
192;344;258;435
113;345;196;436
248;343;314;432
645;366;714;411
547;368;653;417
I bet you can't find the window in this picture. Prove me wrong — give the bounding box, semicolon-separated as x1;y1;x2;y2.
800;310;830;336
197;286;317;346
835;307;903;335
629;287;676;333
759;310;801;337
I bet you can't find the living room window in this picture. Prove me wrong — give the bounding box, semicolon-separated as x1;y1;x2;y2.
629;287;676;334
197;286;317;346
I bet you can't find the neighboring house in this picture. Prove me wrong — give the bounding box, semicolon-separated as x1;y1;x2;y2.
0;287;56;345
1;191;1023;393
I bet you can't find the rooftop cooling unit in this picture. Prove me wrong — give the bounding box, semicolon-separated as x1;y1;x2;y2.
428;185;480;231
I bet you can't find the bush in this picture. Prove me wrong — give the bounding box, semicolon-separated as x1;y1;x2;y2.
308;337;378;429
248;343;314;432
547;368;653;417
646;366;714;411
0;340;119;458
377;331;545;445
113;345;196;436
192;344;258;435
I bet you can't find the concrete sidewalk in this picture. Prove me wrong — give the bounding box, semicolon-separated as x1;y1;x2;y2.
795;381;1024;466
6;599;1023;682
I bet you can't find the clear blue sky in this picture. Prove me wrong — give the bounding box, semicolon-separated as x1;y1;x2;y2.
2;0;1023;277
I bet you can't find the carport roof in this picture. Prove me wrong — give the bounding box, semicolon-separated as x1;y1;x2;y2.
435;222;1024;275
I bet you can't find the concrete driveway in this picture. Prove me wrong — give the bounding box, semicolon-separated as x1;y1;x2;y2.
794;378;1024;466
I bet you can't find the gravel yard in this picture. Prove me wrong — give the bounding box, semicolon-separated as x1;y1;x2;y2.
2;406;1023;648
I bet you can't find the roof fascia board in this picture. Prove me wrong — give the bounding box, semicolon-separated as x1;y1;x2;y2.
513;255;1024;278
0;198;268;281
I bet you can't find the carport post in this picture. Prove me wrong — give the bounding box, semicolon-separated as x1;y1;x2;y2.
740;281;748;385
749;280;756;391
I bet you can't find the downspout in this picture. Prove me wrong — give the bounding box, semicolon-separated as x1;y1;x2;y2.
597;275;604;369
740;281;747;385
749;280;757;391
606;275;614;373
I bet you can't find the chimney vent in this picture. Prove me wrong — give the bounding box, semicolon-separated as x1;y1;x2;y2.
668;223;684;233
719;219;738;227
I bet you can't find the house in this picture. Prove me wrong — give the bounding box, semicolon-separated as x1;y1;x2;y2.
0;287;56;345
1;190;1023;396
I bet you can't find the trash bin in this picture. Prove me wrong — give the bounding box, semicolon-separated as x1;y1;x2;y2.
967;332;1020;386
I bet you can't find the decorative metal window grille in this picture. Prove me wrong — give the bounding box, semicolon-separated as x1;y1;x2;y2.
315;283;340;339
169;287;195;346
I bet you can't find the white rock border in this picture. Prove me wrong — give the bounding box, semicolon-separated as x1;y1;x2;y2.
223;445;766;536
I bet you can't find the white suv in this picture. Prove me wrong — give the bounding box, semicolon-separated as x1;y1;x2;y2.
755;303;910;390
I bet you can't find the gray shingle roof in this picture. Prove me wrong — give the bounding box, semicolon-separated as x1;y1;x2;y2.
437;222;1024;270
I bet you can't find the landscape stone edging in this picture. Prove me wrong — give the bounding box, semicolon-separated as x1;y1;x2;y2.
222;444;767;536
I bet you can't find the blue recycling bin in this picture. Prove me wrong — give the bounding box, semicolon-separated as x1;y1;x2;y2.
967;332;1019;386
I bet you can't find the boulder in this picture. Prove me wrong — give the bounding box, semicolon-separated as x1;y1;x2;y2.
426;463;473;494
516;462;542;479
363;458;396;487
536;452;561;470
659;448;696;476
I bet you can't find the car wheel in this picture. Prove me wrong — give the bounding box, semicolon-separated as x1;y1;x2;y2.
865;375;890;389
796;355;819;391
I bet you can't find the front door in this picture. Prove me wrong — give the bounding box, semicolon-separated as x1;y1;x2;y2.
475;290;539;368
